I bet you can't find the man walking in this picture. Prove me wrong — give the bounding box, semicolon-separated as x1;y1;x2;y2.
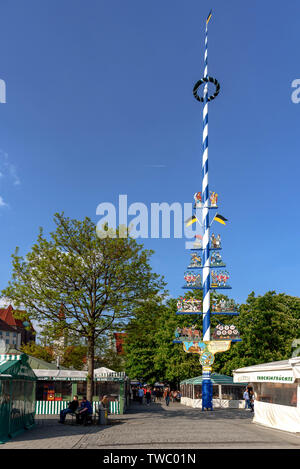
243;387;250;410
138;387;144;405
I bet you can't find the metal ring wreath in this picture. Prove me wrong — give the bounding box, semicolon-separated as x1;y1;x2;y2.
193;76;220;102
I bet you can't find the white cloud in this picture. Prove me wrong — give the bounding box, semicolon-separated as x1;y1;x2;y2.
0;150;21;186
0;196;7;207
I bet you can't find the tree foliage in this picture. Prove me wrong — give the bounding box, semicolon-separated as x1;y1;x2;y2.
2;213;165;400
124;290;300;385
215;291;300;375
20;342;54;363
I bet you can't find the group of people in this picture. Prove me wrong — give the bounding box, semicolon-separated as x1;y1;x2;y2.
58;394;109;425
243;387;254;412
131;386;181;406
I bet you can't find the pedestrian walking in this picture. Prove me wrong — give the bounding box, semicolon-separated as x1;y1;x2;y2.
243;388;250;410
145;388;151;406
248;388;254;412
138;387;144;405
164;388;170;406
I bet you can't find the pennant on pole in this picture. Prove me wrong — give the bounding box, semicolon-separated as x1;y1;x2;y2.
185;215;198;227
206;10;212;24
214;214;228;225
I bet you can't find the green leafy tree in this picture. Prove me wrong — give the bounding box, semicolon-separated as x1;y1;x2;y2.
2;213;165;400
60;345;88;370
95;346;125;372
216;291;300;375
20;342;54;363
124;291;238;387
124;298;166;384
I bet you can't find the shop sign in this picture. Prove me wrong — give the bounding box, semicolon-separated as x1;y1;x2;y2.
233;372;295;384
256;375;294;383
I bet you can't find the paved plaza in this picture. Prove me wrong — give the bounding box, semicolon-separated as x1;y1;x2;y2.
1;401;300;449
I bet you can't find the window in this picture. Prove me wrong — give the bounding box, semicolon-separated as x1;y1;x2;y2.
221;385;244;400
94;381;120;398
5;339;9;344
6;332;9;336
194;385;202;399
77;381;87;397
254;383;297;407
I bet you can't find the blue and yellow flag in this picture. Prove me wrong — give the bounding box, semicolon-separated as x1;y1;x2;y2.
206;10;212;24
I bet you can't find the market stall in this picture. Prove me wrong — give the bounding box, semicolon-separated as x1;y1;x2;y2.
33;367;128;415
0;353;36;444
180;373;246;409
233;357;300;432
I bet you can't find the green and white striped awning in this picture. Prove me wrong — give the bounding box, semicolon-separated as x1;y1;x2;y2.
0;354;22;367
181;373;246;385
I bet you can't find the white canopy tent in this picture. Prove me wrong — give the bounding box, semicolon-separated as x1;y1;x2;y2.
233;357;300;433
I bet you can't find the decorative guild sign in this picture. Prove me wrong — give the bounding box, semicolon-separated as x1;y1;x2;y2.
211;270;229;287
184;272;202;287
211;233;221;249
182;341;207;354
175;326;201;341
209;191;218;207
194;192;203;208
212;324;240;341
200;351;215;366
178;336;232;368
192;239;203;249
188;253;202;268
206;340;231;354
210;251;224;267
177;297;202;313
212;298;236;313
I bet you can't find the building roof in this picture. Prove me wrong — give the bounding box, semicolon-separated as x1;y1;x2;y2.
0;318;18;333
181;373;246;385
27;355;68;370
233;357;300;383
0;353;37;381
0;305;35;331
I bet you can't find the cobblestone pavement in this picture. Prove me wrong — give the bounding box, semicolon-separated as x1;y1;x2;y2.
1;402;300;449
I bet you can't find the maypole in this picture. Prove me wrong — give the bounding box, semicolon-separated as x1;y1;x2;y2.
201;11;212;410
174;11;241;412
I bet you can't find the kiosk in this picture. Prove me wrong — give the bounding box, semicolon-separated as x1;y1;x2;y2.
233;357;300;432
0;352;36;443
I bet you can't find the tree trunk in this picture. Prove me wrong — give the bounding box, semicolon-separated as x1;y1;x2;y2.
86;336;95;402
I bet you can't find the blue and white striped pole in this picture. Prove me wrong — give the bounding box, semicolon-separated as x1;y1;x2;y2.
201;13;213;411
202;20;210;344
191;10;219;410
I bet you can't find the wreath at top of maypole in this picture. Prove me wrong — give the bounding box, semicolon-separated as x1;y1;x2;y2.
193;76;220;103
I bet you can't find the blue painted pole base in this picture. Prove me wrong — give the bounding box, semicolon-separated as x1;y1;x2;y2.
202;379;213;411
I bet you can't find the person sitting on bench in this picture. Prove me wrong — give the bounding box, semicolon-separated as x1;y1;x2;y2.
76;396;93;425
58;395;79;424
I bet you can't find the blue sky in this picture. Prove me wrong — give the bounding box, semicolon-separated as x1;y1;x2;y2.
0;0;299;306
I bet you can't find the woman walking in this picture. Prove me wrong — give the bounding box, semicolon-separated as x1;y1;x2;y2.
164;388;170;407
